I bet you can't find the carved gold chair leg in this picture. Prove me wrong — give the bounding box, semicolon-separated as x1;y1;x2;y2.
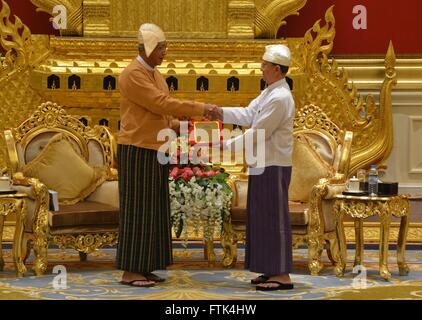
221;221;239;268
222;242;238;268
354;219;364;268
22;234;32;265
307;235;324;276
397;215;410;276
325;240;334;265
221;237;238;268
13;199;28;277
379;213;392;281
204;240;216;267
0;215;4;272
33;236;48;276
334;208;347;277
325;233;341;267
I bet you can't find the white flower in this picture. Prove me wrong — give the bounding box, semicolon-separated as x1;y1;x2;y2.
169;173;232;245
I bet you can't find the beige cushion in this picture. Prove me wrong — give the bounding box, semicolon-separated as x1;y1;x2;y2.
289;135;335;203
24;131;83;164
22;133;107;205
305;133;334;165
86;181;119;208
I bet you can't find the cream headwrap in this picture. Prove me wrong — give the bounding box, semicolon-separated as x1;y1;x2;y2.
262;44;291;67
138;23;166;57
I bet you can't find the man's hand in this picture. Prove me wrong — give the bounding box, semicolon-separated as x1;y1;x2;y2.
204;104;223;121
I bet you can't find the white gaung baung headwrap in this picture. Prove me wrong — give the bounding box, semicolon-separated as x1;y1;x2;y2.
262;44;291;67
138;23;166;57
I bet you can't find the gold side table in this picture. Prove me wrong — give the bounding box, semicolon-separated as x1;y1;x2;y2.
333;194;410;281
0;193;29;277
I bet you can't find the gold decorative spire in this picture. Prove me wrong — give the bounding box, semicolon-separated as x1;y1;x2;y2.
298;5;398;175
0;0;33;68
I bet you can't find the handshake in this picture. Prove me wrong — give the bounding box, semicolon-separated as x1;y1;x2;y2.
204;104;223;121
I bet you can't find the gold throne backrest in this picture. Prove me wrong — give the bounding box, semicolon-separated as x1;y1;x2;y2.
4;102;116;177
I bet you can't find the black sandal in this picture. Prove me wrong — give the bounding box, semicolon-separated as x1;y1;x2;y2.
256;281;294;291
120;279;156;288
145;273;166;283
251;275;269;285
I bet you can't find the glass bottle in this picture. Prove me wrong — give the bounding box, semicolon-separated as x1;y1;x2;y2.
368;164;378;196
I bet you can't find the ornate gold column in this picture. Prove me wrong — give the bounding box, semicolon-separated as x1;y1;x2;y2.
83;0;111;37
227;0;255;39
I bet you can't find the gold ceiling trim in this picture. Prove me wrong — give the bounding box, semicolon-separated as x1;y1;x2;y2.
30;0;307;39
255;0;308;38
30;0;83;36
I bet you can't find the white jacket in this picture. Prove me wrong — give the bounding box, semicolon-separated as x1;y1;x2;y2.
223;78;295;171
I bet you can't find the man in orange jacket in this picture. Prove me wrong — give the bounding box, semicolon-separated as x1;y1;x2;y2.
117;23;219;287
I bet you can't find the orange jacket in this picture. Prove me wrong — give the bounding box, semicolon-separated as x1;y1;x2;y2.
118;59;205;150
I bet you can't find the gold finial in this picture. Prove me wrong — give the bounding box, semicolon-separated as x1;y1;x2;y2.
385;41;397;80
230;82;236;92
51;80;56;90
72;81;77;90
107;82;112;91
200;82;205;92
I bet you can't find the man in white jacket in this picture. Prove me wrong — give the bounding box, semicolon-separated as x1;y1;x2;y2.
211;45;295;291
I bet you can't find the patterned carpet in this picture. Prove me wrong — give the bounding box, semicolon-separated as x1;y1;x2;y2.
0;245;421;300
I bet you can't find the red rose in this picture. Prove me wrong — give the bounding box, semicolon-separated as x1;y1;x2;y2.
184;168;194;177
170;167;179;178
182;172;191;182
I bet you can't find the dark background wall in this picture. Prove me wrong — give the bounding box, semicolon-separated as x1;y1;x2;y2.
3;0;422;55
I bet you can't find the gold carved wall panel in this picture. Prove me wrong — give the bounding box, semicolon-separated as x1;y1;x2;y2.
109;0;227;38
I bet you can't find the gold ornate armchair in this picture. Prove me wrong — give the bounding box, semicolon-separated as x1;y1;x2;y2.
3;102;119;276
221;104;353;275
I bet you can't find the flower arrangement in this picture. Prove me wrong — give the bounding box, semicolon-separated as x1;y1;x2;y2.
169;164;232;246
